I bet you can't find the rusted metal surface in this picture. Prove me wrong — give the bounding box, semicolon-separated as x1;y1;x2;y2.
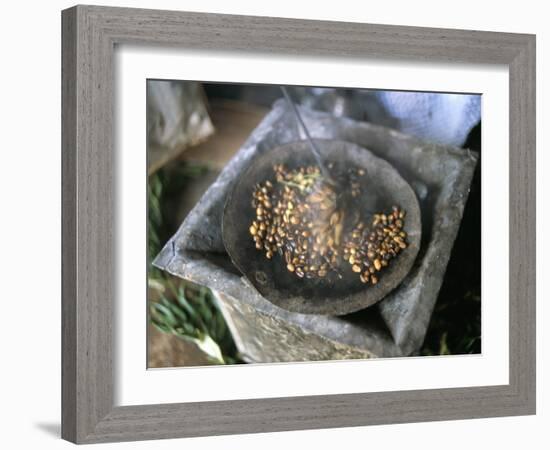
222;139;421;315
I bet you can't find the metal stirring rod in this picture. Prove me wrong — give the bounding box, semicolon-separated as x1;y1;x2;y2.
280;86;334;184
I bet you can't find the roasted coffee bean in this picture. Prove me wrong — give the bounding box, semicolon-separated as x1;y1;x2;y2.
250;165;408;284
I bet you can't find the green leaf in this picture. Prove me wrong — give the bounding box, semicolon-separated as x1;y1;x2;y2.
152;303;178;327
195;334;225;364
152;322;171;334
439;332;450;356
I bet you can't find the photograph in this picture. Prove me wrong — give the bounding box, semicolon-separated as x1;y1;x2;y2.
147;81;481;367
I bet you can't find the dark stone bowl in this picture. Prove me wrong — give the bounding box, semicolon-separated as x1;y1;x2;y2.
222;139;421;315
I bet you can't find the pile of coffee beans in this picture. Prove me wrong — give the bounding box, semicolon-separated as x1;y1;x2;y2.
343;206;408;285
249;164;408;285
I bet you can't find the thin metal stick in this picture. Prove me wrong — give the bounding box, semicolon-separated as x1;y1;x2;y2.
281;86;333;182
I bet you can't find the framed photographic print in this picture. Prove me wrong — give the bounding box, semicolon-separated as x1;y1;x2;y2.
61;5;536;444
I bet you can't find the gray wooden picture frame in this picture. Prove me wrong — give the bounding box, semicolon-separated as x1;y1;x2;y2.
61;5;536;444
